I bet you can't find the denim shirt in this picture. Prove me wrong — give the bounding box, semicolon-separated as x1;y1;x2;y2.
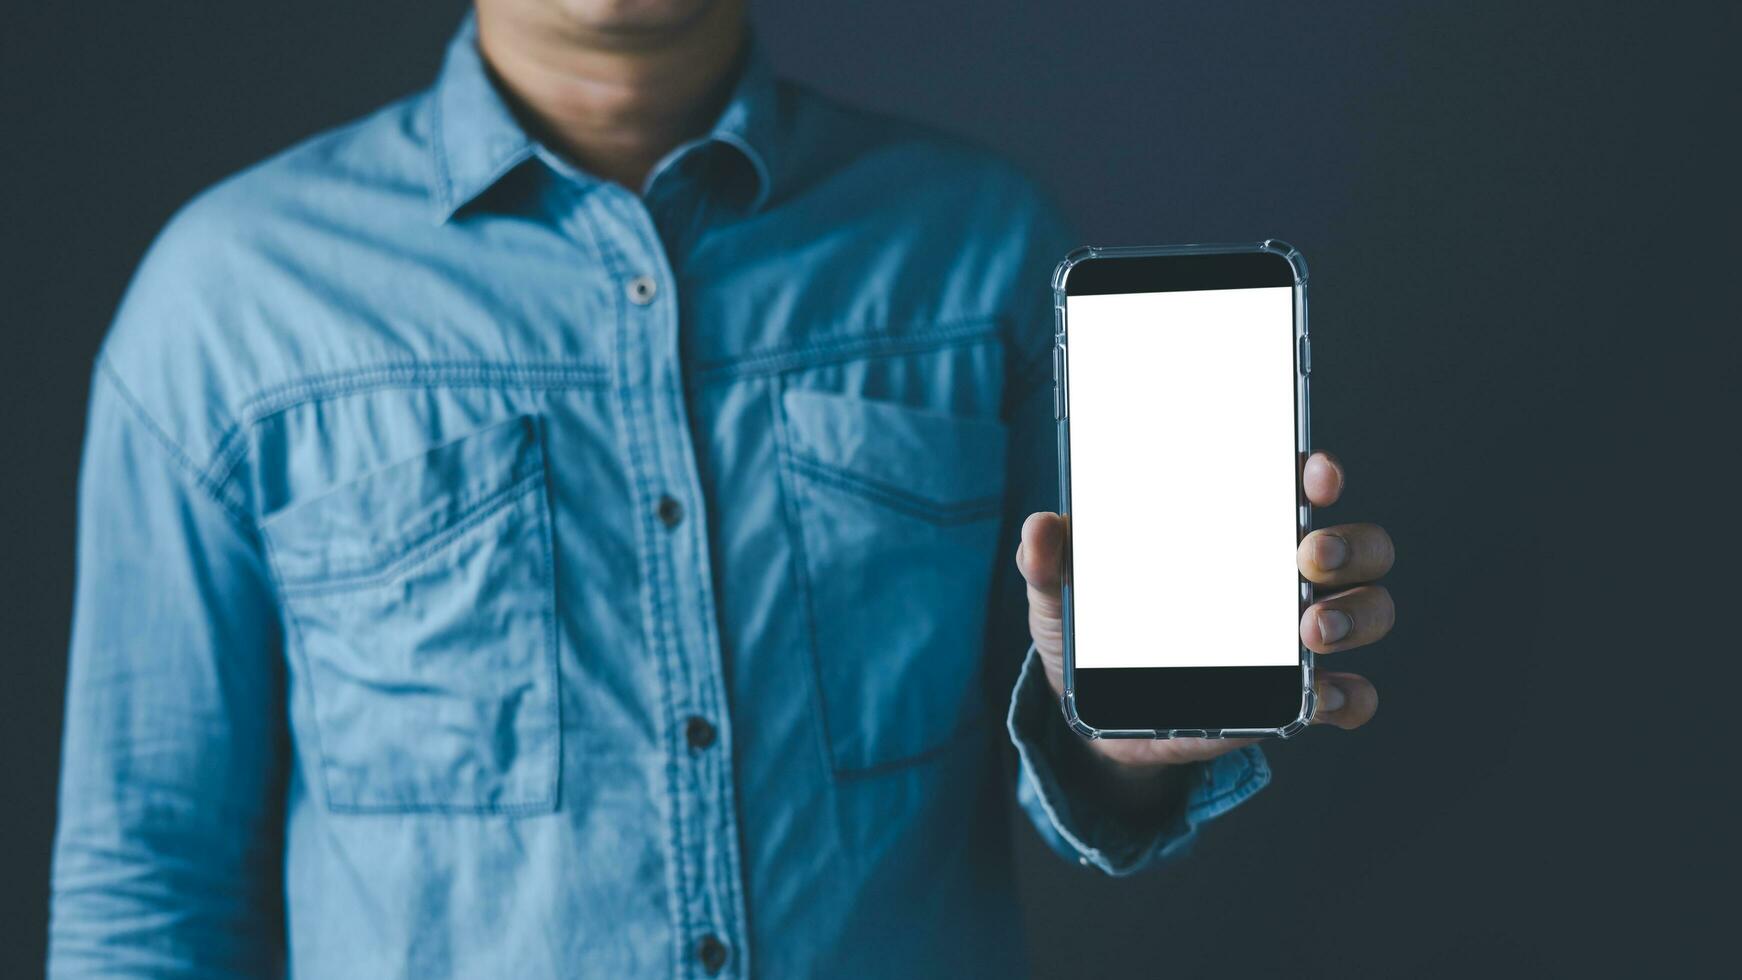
49;17;1269;978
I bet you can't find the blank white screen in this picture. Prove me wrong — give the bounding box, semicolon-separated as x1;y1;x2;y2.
1066;286;1299;669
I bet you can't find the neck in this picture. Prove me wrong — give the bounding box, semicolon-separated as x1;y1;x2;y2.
475;2;746;190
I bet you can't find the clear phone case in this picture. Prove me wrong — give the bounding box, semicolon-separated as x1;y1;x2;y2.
1053;240;1315;740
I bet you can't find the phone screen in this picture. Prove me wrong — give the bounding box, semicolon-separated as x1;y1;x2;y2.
1062;264;1303;711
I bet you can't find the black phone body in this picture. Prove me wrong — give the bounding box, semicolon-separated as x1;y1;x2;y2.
1053;243;1314;739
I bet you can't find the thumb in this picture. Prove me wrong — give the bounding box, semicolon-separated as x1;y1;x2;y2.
1017;512;1067;614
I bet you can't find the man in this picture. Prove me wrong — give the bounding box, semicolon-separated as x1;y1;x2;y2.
49;0;1394;975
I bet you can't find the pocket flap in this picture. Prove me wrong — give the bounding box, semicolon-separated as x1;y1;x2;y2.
781;389;1007;506
262;414;544;585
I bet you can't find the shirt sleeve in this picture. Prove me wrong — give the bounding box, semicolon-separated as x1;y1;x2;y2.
1007;643;1271;875
48;359;287;978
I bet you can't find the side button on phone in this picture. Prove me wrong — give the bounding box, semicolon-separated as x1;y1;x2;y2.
1053;344;1068;419
1299;335;1312;375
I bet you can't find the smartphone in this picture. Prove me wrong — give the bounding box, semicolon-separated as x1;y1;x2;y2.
1053;241;1313;738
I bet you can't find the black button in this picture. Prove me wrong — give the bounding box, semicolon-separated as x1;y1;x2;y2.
656;495;684;528
696;935;728;974
686;716;717;750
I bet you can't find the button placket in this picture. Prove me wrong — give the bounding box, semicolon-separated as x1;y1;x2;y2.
608;190;749;976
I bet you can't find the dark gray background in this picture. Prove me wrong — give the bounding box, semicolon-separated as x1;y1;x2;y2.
2;1;1731;976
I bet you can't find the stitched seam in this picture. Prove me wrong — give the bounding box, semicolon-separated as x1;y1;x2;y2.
642;208;749;948
258;527;342;815
533;463;563;813
1187;752;1266;816
327;797;559;817
200;361;609;490
262;450;544;579
96;357;255;529
689;317;1003;382
784;453;1003;526
621;201;704;959
244;360;601;410
276;470;542;596
269;467;562;816
769;381;841;779
832;708;990;781
429;89;453;216
583;205;690;978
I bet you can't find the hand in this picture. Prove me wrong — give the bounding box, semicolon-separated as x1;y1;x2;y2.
1016;451;1393;775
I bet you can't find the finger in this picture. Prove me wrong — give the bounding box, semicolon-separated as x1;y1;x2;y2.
1311;671;1378;729
1300;585;1395;653
1089;734;1261;769
1303;452;1344;508
1297;522;1395;586
1016;511;1066;601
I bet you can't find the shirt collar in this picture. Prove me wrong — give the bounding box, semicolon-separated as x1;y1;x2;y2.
428;13;780;222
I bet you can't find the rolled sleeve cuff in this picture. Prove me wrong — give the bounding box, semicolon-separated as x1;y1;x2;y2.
1007;643;1271;876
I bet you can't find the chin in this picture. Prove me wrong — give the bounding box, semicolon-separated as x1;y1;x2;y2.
549;0;725;34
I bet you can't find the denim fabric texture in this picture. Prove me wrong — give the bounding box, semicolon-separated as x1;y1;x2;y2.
50;16;1268;978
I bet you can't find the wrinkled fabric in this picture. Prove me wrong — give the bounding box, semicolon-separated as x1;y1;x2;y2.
50;15;1268;979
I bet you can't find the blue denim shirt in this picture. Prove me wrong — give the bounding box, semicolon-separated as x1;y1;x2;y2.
50;17;1269;978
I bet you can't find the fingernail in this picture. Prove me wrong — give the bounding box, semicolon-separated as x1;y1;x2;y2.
1317;609;1352;644
1313;533;1349;570
1318;682;1347;713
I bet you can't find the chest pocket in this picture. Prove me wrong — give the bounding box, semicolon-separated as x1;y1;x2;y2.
778;389;1008;776
261;414;559;814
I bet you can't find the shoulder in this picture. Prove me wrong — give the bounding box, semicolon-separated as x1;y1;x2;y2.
129;91;431;281
773;81;1075;359
98;94;435;465
778;79;1064;235
112;91;431;327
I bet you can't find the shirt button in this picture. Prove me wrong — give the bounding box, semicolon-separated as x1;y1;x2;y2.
696;935;728;974
656;495;684;528
626;274;658;305
685;716;717;750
